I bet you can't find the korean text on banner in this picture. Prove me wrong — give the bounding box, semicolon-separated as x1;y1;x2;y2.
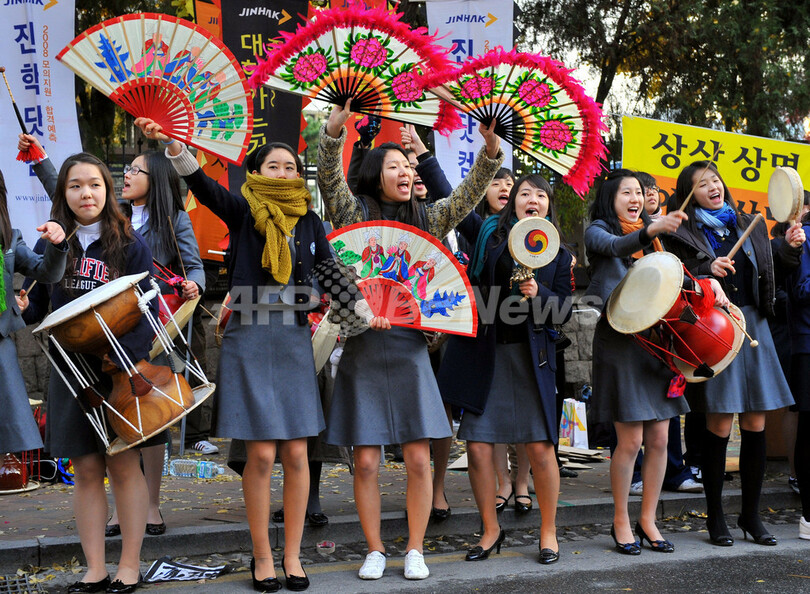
0;1;81;247
425;0;513;188
622;116;810;230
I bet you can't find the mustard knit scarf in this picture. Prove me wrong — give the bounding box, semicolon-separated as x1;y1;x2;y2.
241;173;311;284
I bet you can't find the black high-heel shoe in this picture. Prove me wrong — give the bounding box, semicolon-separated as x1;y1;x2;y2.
250;557;281;593
514;495;533;514
707;519;734;546
281;556;310;591
737;516;777;546
635;522;674;553
610;525;640;555
67;575;110;593
538;542;559;564
465;528;505;561
495;492;512;512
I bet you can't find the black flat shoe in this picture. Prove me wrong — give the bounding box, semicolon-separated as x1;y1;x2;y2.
104;524;120;538
282;555;310;591
494;493;512;513
737;517;777;546
145;510;166;535
67;576;110;593
514;495;533;514
465;528;505;561
431;506;451;521
635;522;674;553
251;558;282;593
306;512;329;527
106;573;142;593
272;508;285;523
610;525;640;555
538;547;559;564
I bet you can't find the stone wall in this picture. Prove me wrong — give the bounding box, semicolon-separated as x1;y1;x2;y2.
559;292;598;399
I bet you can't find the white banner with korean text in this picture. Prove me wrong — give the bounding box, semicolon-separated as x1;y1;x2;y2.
425;0;514;188
0;1;80;247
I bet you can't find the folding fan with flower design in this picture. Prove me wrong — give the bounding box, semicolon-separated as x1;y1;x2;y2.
327;221;477;336
419;48;608;195
57;13;253;165
247;2;461;135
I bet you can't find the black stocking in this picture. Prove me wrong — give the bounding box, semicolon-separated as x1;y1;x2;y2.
702;429;730;538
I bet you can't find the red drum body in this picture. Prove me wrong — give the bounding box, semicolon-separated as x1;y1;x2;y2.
607;252;744;382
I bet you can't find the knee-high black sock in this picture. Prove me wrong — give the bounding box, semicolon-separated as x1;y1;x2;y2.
702;429;730;537
796;412;810;521
738;428;767;535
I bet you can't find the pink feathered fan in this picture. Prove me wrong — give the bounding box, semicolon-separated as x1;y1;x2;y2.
420;48;608;195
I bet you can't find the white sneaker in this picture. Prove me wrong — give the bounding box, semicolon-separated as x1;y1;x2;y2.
190;440;219;455
629;481;644;496
404;549;429;580
800;517;810;540
358;551;386;580
675;477;704;493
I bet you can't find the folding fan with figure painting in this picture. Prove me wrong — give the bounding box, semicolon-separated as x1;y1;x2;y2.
327;221;477;337
246;2;461;135
56;13;253;165
419;48;608;195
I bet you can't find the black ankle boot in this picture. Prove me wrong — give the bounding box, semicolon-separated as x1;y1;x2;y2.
702;429;733;546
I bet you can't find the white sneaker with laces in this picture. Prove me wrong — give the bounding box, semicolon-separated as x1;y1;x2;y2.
190;440;219;455
358;551;386;580
629;481;644;496
800;517;810;540
675;477;704;492
404;549;429;580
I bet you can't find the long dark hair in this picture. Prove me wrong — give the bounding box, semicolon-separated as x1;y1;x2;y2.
120;151;184;260
0;169;11;250
588;169;650;236
475;167;515;218
51;153;133;281
245;141;303;174
669;160;737;238
492;174;560;246
355;142;427;230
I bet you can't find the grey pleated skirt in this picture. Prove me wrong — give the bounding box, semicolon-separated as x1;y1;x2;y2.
325;326;452;446
591;316;689;423
214;310;325;441
686;305;794;413
0;337;44;452
458;342;550;443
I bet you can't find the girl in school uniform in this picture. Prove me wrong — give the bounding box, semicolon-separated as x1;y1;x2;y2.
135;116;329;592
317;99;503;581
22;152;155;593
665;160;803;547
19;134;205;539
0;168;67;455
438;174;572;564
585;169;716;556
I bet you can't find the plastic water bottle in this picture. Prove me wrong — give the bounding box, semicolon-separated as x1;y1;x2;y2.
197;461;224;478
162;443;170;477
168;459;199;478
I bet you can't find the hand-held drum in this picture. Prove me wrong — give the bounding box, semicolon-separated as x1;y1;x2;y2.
768;166;804;224
606;252;744;381
507;217;560;297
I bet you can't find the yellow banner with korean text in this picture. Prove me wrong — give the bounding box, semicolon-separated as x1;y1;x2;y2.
622;116;810;231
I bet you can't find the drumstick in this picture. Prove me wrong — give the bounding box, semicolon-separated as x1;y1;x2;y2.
22;226;79;296
725;306;759;348
167;215;188;280
677;145;724;212
0;66;30;134
726;213;763;260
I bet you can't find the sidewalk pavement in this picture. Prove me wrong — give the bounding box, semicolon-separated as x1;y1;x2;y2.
0;435;801;574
